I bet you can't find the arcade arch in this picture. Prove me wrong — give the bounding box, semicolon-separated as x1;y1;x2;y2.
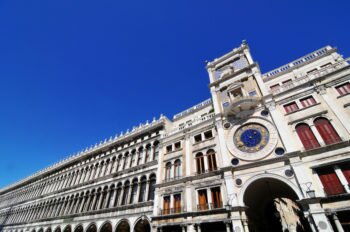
243;177;311;232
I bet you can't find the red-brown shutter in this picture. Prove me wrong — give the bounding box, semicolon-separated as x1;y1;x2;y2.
163;196;170;215
198;190;208;210
314;118;341;145
296;124;320;150
318;167;345;195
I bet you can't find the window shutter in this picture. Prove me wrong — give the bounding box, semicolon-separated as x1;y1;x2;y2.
315;118;341;145
318;167;345;195
296;124;320;150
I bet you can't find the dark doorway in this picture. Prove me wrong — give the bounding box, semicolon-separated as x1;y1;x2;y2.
243;178;311;232
116;220;130;232
101;223;112;232
161;226;181;232
200;222;226;232
134;219;151;232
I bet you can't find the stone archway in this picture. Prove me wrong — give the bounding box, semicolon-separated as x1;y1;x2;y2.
116;220;130;232
63;226;71;232
86;224;97;232
74;225;83;232
243;177;312;232
134;218;151;232
100;222;112;232
54;227;61;232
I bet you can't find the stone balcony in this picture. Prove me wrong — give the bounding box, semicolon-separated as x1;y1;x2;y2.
269;58;350;95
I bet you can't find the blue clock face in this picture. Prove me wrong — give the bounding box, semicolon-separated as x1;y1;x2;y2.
234;124;269;153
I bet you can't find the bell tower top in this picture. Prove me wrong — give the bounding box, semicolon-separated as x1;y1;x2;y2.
206;41;268;118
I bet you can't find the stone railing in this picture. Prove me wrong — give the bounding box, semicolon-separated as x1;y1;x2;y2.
173;99;212;120
270;58;350;94
263;46;332;78
163;113;215;138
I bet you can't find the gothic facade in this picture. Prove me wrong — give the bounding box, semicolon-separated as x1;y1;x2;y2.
1;42;350;232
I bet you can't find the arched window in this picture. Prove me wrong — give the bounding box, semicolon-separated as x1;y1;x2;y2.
138;176;147;202
314;118;341;145
93;189;101;210
105;185;114;208
137;147;143;165
123;153;129;170
130;150;136;168
296;123;320;150
165;162;172;181
153;141;159;160
207;150;217;171
145;144;151;162
129;179;138;204
114;183;122;207
148;174;156;201
195;153;205;174
121;181;130;205
117;155;122;171
174;159;181;179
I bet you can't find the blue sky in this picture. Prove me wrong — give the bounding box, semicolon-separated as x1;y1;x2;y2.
0;0;349;188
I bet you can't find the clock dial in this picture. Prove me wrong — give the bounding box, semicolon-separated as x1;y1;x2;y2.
234;123;269;153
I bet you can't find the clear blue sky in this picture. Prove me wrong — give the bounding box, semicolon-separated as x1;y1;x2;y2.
0;0;349;188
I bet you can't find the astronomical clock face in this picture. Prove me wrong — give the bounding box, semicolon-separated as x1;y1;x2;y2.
233;124;269;153
226;118;278;161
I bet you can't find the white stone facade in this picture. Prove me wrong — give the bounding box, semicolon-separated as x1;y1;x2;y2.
1;42;350;232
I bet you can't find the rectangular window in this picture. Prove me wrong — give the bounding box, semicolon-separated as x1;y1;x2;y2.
270;84;280;91
194;134;202;143
307;68;318;74
317;167;345;196
166;145;172;153
174;142;181;150
197;189;208;210
283;102;299;113
210;187;222;209
282;79;292;85
163;196;170;215
300;96;316;108
174;194;181;213
204;130;213;139
336;83;350;96
249;90;257;96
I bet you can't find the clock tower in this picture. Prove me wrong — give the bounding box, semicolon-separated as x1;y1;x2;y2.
206;41;283;165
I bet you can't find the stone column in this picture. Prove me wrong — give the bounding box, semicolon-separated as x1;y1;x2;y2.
224;221;231;232
310;124;325;146
106;161;113;175
100;163;107;178
241;211;250;232
97;192;104;209
136;183;141;203
94;164;102;179
196;224;201;232
332;213;344;232
127;185;133;204
90;193;97;211
145;181;151;201
308;204;334;232
90;166;97;180
112;159;119;173
78;196;87;213
334;165;350;193
80;170;87;184
84;168;92;182
109;188;117;208
104;190;111;208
